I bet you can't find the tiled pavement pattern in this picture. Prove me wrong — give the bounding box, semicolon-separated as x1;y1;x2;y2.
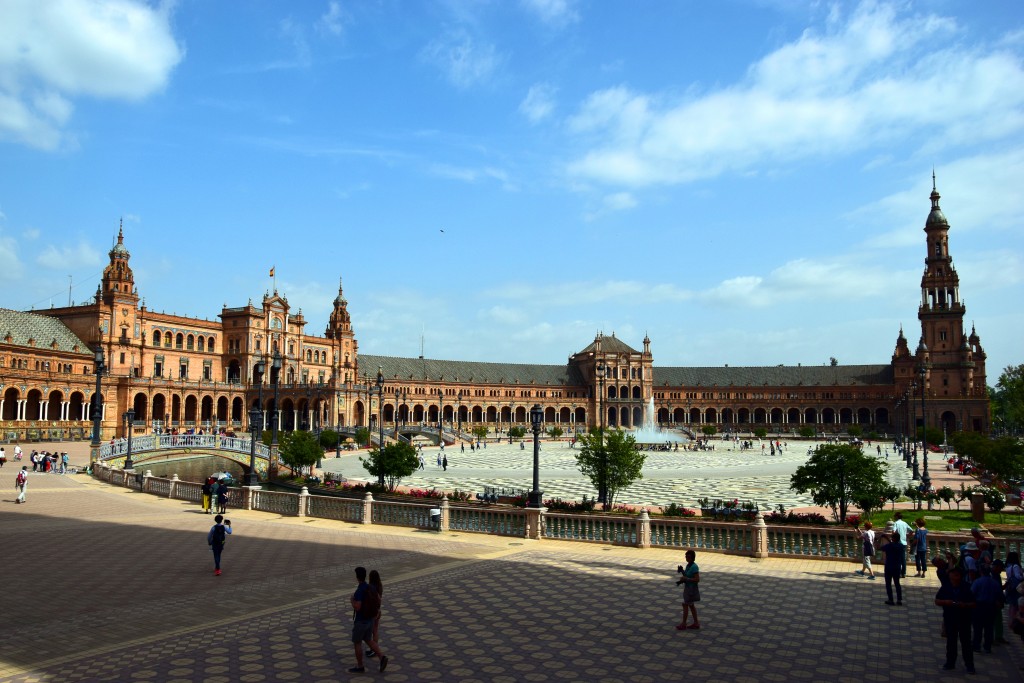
322;441;918;510
3;444;1022;682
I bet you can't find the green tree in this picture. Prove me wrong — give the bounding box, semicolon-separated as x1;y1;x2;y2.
575;428;646;510
992;364;1024;435
354;427;371;447
753;427;768;438
798;426;816;439
846;425;862;438
916;425;944;447
547;426;563;439
360;442;419;492
883;485;901;511
904;485;923;512
937;486;955;510
701;425;717;436
319;429;340;450
472;426;489;440
790;444;887;523
507;426;526;439
953;432;1024;485
279;430;321;474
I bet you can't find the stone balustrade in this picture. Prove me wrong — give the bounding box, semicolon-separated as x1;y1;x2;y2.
91;464;1018;560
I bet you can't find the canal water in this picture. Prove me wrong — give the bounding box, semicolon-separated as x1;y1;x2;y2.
140;456;246;483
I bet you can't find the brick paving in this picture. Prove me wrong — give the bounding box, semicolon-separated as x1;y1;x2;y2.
1;442;1023;682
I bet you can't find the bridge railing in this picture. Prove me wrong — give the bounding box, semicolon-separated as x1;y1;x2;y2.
89;464;1019;561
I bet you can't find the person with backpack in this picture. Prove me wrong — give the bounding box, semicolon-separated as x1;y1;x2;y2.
15;466;28;503
206;514;231;576
349;566;388;674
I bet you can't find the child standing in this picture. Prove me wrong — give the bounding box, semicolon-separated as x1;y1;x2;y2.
207;514;232;576
676;549;701;630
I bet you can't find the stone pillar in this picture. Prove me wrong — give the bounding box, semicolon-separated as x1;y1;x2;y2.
142;470;152;492
637;509;651;549
751;511;768;559
169;473;179;500
298;486;309;517
242;485;258;511
362;491;374;525
525;507;545;540
440;497;450;532
971;492;986;523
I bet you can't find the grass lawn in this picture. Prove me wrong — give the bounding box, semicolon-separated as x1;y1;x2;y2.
866;507;1024;534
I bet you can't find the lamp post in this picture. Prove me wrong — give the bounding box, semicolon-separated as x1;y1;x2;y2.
457;390;463;434
596;362;607;505
905;388;914;467
91;347;105;447
376;366;384;487
336;370;343;459
394;388;401;435
271;352;282;447
920;364;931;495
529;404;544;508
402;389;408;428
894;397;902;451
247;406;262;486
437;388;444;440
123;408;136;470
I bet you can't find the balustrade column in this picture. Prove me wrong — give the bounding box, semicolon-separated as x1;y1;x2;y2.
439;497;450;532
751;512;768;558
297;486;309;517
637;509;651;549
361;492;374;525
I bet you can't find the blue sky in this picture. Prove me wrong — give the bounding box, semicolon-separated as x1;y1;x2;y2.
0;0;1021;379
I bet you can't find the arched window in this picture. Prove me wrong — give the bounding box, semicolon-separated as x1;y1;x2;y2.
198;337;205;352
306;349;312;362
153;330;161;346
176;333;184;349
208;337;215;352
186;335;194;350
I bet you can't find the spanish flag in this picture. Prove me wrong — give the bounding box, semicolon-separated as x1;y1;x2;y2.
269;266;275;277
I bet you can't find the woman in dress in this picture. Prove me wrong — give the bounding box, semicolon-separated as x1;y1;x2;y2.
366;570;385;659
676;549;701;630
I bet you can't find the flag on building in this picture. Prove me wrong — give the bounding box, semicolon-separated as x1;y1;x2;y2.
269;266;275;277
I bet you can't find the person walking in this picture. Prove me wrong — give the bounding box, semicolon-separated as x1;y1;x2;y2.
936;567;976;673
201;477;214;514
856;521;876;579
891;511;913;578
0;446;6;468
881;533;905;606
972;564;1000;654
349;566;388;673
207;514;232;576
913;518;929;577
15;466;28;504
215;480;229;514
675;549;701;630
364;570;385;660
442;454;448;471
1005;552;1023;631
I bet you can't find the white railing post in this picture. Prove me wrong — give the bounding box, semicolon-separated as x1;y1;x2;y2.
297;486;309;517
362;492;374;525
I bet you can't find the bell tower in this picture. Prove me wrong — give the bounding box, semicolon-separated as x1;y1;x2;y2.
913;175;988;432
326;278;357;387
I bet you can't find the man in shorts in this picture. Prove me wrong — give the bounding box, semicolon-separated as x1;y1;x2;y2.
349;566;388;673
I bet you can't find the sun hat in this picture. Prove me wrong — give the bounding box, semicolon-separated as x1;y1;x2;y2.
964;542;979;551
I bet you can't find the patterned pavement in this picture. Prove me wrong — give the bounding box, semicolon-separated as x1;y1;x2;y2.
1;443;1022;682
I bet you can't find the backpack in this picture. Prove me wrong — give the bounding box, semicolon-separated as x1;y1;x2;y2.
358;584;381;620
209;524;226;546
16;471;27;486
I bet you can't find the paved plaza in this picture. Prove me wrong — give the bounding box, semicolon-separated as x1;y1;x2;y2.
3;442;1023;682
321;438;920;510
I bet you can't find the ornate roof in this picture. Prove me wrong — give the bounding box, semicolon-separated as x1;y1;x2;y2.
577;333;639;355
0;308;92;355
361;354;585;386
653;364;894;387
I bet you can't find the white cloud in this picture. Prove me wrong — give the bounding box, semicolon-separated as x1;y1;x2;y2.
429;163;515;190
565;2;1024;187
35;242;103;270
0;0;183;150
421;29;502;89
521;0;578;27
22;228;40;240
519;83;557;123
0;232;24;282
317;1;346;36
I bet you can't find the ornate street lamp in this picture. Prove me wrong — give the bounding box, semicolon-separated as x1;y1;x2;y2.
528;404;544;508
905;387;914;468
437;388;444;440
376;366;385;487
596;362;607;505
271;351;282;446
394;388;401;433
123;408;136;470
920;363;931;494
90;347;105;447
247;406;262;486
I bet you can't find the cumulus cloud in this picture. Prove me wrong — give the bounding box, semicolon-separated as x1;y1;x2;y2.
421;29;502;88
519;83;557;123
0;232;25;282
35;242;103;270
565;2;1024;187
521;0;578;27
317;1;346;36
0;0;183;150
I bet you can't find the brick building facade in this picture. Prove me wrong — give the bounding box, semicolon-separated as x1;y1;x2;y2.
0;182;989;442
